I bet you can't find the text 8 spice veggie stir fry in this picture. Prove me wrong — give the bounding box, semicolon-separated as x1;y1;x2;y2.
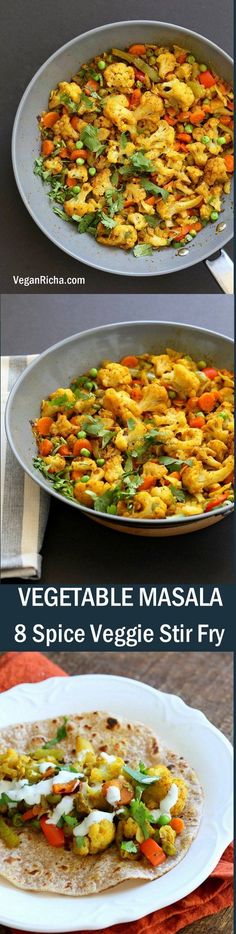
34;43;234;257
0;724;188;865
32;350;234;519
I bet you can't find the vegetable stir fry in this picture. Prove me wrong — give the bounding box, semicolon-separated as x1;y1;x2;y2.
32;349;234;519
0;725;188;864
34;42;234;256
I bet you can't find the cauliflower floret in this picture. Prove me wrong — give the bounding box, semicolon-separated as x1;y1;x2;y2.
164;428;203;460
151;354;173;377
64;184;97;217
74;478;107;506
43;454;66;473
134;91;164;129
142;462;168;480
50;414;77;438
186;165;203;184
114;429;128;452
104;62;135;92
182;454;234;494
139;383;169;413
74;394;96;413
104;94;136;132
41;388;75;417
53;113;79;140
44;157;63;175
91;168;112;198
143;228;169;248
103;454;123;483
98;362;132;388
170;777;188;816
103;388;140;422
124;182;146;204
128;212;148;230
97;223;137;250
133;491;168;519
204;156;228;186
161;78;194;111
188;142;209;167
175;63;192;80
157;194;202;221
143;765;173;806
159;825;176;856
169;364;200;398
49;81;81;109
87;819;115;854
141;121;175;153
66;166;88;184
157;51;176;79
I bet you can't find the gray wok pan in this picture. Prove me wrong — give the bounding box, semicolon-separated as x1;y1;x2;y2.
12;21;233;288
5;320;234;538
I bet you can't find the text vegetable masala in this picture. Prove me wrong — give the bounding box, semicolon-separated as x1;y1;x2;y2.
35;42;234;257
32;349;234;519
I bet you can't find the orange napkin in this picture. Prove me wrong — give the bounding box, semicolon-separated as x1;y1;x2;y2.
0;652;233;934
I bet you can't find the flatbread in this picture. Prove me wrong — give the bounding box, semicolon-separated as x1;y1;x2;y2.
0;711;203;895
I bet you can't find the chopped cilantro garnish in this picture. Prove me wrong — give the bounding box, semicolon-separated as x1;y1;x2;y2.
43;718;68;749
133;244;153;257
120;840;138;853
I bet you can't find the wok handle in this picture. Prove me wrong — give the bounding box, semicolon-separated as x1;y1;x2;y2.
205;249;234;294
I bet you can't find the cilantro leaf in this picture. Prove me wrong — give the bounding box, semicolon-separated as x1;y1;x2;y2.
99;212;116;230
123;765;159;785
52;476;74;500
130;800;154;840
81;124;104;154
143;214;159;228
132;428;161;458
120;840;138;854
159;456;193;472
75;212;99;235
88;488;117;513
58;93;78;113
43;718;68;749
63;815;78;828
127;418;136;431
120;132;128;150
130;151;156;173
141;179;169;201
50;393;74;408
105;188;124;217
133;244;153;257
170;485;186;502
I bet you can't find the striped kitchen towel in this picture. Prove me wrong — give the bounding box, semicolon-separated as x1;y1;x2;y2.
1;356;50;579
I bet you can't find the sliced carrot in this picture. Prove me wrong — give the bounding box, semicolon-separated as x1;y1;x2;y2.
202;367;218;380
176;52;187;64
178;142;189;152
52;779;79;794
145;196;156;206
188;415;205;428
176;132;192;142
59;147;69;158
199;70;215;89
22;805;42;822
41;139;54;156
140;839;166;867
124;199;135;208
186;397;199;412
190;110;206;125
139;476;156;491
205;492;230;512
198;391;219;413
129;88;141;108
191;221;202;232
220;115;232;125
170;818;185;834
174;225;191;241
120;355;138;367
73;438;93;456
177;111;191;121
58;444;71;456
71;115;81;130
70;148;88;161
39;439;53;456
70;416;81;425
165;115;176;125
131;386;142;401
66;176;76;187
128;44;146;55
35;416;53;436
41;111;58;128
224;154;234;172
71;469;82;481
40;816;65;847
84;78;98;95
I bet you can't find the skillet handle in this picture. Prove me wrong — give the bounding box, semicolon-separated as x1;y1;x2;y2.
205;249;234;294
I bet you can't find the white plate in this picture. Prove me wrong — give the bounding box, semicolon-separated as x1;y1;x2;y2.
0;674;233;932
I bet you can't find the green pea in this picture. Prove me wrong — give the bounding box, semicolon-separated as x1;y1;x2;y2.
72;185;81;194
107;504;117;515
197;360;207;369
203;98;210;104
80;448;91;457
201;135;210;144
136;80;142;88
149;55;156;64
217;136;226;144
88;167;96;176
169;390;176;398
84;380;93;390
98;60;106;70
210;210;219;221
187;55;195;63
97;458;105;466
89;368;98;377
158;814;171;826
77;430;87;439
80;475;90;483
199;63;207;72
75;140;84;149
76;157;85;165
184;123;193;133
